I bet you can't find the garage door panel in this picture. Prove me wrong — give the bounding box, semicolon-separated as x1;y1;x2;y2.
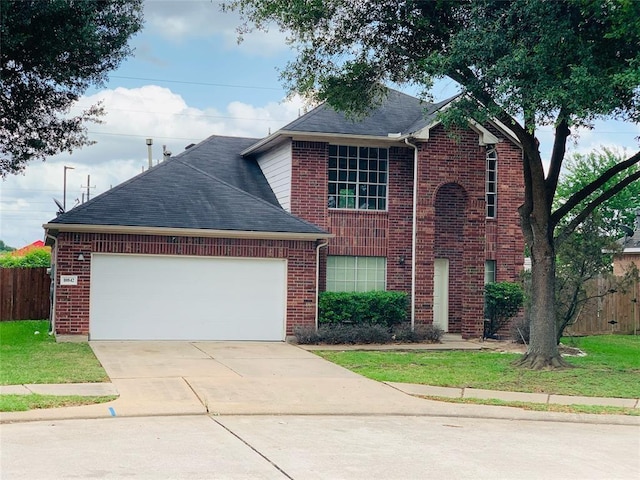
90;254;286;341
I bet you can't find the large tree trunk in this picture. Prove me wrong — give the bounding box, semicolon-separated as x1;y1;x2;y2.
513;232;571;369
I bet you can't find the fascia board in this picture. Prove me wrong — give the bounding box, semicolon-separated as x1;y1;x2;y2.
468;120;501;145
242;130;411;156
43;223;332;242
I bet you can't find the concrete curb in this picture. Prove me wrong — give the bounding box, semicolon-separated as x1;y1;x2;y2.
385;382;640;409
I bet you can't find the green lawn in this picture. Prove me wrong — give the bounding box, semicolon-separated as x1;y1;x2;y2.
0;320;112;411
0;320;109;385
316;335;640;399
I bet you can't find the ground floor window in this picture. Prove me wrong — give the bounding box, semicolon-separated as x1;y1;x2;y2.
326;256;386;292
484;260;497;284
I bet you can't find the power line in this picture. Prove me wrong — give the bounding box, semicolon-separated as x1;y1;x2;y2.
68;105;292;123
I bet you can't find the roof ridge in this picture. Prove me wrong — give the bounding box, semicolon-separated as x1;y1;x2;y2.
173;134;260;160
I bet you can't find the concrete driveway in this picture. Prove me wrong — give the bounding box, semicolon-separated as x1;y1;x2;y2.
89;341;437;417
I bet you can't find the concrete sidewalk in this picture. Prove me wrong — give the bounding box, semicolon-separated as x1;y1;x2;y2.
1;340;638;425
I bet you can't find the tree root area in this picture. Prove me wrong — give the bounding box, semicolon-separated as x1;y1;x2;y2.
512;352;574;370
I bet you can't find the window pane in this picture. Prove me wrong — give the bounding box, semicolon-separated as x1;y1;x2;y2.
328;144;388;211
327;256;386;292
484;260;497;284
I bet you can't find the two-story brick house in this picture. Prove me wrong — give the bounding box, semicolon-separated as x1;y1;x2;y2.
44;89;524;341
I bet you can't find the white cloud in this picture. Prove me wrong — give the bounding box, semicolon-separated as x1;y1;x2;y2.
0;85;304;249
143;0;289;56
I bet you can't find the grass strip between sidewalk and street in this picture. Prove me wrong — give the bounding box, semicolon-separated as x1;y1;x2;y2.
0;394;117;412
316;335;640;399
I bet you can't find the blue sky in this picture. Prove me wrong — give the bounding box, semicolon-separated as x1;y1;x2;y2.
1;0;638;249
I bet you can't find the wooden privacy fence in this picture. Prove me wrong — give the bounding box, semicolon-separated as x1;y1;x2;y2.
0;267;51;321
566;275;640;336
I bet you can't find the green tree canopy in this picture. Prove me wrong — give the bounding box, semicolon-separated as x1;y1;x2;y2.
553;149;640;341
555;148;640;238
228;0;640;368
0;0;144;176
0;240;15;253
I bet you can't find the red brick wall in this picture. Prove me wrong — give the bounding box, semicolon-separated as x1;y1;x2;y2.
289;128;523;339
413;126;487;338
52;232;317;337
291;142;415;295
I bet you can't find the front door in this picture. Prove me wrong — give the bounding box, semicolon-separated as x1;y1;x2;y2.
433;258;449;331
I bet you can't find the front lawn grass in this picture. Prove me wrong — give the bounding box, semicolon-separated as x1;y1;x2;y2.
0;320;109;385
316;335;640;399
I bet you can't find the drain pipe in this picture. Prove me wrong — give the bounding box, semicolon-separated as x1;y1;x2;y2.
46;233;57;335
405;138;418;330
315;239;329;330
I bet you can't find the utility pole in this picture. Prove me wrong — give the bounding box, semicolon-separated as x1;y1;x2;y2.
63;165;74;211
81;175;96;203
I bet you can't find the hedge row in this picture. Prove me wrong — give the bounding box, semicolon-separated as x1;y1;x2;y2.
318;291;408;327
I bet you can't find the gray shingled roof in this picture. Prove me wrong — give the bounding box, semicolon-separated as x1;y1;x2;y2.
281;89;458;136
47;135;328;236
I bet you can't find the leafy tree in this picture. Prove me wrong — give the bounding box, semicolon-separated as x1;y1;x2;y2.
555;148;640;236
0;0;144;176
553;149;640;342
228;0;640;368
0;240;15;253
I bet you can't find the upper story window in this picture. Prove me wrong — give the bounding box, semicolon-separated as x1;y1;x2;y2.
328;145;388;210
486;147;497;218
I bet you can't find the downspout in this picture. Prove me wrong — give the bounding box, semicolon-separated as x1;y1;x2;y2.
46;233;57;335
315;239;329;330
405;138;418;330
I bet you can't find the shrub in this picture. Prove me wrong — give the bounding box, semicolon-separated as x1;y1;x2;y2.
317;323;391;344
0;248;51;268
318;291;408;327
293;326;320;344
293;323;445;345
393;323;444;343
484;281;525;339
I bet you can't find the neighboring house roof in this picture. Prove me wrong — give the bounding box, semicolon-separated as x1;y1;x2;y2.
10;240;49;256
44;135;329;239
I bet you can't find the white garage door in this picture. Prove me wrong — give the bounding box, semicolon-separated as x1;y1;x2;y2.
90;254;287;341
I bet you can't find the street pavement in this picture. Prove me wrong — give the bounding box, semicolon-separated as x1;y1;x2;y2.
1;414;639;479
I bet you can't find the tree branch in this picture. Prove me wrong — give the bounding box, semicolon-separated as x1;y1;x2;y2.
545;112;570;209
552;151;640;224
555;169;640;246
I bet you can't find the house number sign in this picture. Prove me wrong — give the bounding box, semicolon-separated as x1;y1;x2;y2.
60;275;78;286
